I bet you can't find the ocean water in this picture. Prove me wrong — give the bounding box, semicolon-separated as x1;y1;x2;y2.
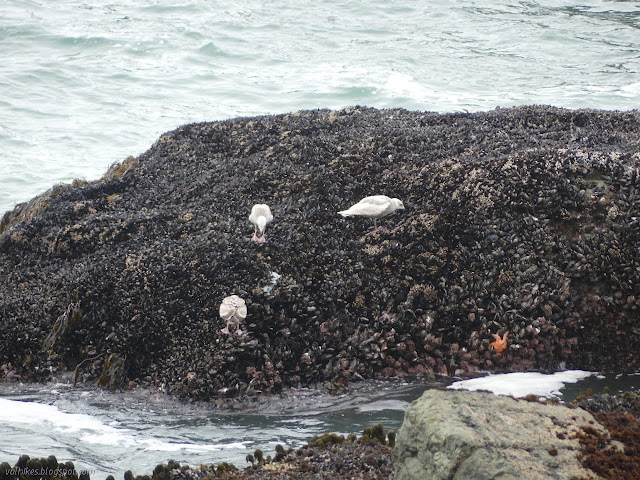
0;379;427;477
1;1;640;476
1;0;639;214
2;373;638;478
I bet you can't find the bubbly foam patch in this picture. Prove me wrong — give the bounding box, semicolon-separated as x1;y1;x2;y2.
448;370;595;399
0;398;248;451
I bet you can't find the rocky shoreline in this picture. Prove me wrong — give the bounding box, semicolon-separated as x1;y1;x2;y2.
1;106;639;401
1;390;639;480
0;427;396;480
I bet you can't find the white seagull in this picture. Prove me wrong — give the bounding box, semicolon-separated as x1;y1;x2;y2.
219;295;247;335
338;195;405;231
249;204;273;244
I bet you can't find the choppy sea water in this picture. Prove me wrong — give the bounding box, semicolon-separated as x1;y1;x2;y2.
1;373;638;478
1;1;640;476
0;379;433;477
1;0;639;214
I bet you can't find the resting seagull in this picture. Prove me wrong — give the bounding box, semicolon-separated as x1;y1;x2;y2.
338;195;405;231
249;204;273;244
219;295;247;335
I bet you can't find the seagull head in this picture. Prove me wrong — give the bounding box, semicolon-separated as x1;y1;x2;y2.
391;198;405;211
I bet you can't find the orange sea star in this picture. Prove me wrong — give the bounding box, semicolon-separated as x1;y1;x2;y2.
489;331;509;354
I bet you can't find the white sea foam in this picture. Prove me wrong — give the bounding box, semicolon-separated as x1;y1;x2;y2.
619;81;640;97
448;370;595;399
139;439;249;452
383;71;436;101
0;398;247;452
302;63;371;91
83;432;248;452
356;399;409;412
0;398;114;432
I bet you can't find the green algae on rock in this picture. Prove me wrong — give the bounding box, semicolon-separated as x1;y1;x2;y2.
0;106;639;399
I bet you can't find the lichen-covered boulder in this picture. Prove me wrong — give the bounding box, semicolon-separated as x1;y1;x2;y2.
395;389;603;480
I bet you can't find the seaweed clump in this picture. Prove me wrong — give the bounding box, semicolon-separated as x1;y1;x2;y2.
361;423;396;446
307;432;345;448
576;411;640;480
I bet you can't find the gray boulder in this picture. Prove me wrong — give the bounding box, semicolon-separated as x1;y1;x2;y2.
395;389;604;480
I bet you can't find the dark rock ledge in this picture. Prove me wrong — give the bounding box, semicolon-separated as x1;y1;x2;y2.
1;106;639;400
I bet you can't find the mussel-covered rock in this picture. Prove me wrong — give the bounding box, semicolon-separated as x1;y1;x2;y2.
0;106;639;400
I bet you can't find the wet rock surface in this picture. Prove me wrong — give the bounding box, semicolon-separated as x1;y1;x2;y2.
395;389;603;480
577;391;640;420
1;106;639;399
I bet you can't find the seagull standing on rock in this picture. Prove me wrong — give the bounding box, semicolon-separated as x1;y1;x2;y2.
219;295;247;335
249;204;273;244
338;195;405;231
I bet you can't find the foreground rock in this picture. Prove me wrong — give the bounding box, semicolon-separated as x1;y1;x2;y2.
395;389;604;480
1;106;639;399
